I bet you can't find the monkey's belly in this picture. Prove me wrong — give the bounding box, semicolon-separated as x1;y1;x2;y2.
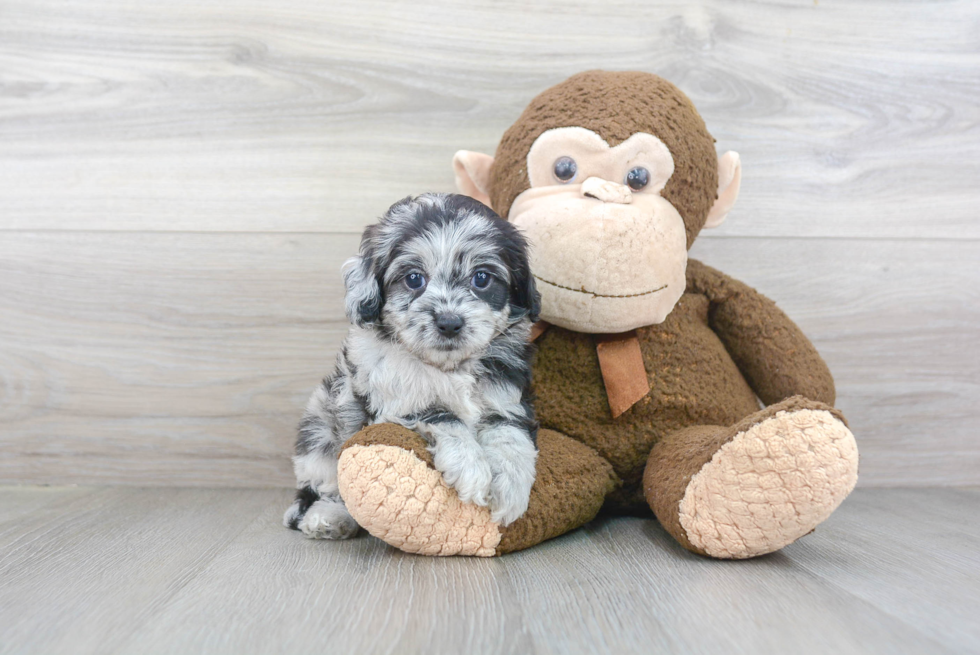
532;293;761;511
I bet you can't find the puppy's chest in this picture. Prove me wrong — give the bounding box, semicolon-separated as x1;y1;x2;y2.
351;345;482;424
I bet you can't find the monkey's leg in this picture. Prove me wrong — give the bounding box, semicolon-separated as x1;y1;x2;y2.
337;424;617;556
644;396;859;559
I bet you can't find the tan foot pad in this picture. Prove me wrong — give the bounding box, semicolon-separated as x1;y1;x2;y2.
338;444;501;557
679;409;859;559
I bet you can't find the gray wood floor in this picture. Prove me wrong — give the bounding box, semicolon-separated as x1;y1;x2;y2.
1;487;977;655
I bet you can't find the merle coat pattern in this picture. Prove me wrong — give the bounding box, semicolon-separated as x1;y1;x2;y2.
284;193;541;539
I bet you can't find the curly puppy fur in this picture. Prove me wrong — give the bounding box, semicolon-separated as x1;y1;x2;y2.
284;193;541;539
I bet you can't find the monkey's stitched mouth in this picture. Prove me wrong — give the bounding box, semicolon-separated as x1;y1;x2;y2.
533;275;667;299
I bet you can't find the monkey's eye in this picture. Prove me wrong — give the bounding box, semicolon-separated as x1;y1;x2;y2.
626;166;651;191
553;156;578;183
405;272;427;291
471;270;492;290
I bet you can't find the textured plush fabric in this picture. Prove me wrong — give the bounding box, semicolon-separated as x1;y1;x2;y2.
643;424;735;554
531;259;838;511
342;422;436;468
509;185;690;333
337;425;616;556
489;70;719;248
338;425;501;557
534;260;754;509
643;396;855;557
690;264;837;406
677;407;858;559
496;429;618;554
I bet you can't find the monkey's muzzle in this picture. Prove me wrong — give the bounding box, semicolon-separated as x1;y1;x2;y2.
581;177;632;204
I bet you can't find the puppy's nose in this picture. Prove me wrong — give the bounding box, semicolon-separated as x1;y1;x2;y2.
581;176;632;204
435;313;465;337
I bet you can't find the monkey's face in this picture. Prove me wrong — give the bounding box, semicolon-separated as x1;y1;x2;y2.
507;127;688;333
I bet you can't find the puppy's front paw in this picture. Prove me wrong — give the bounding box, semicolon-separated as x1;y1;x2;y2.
488;469;534;526
432;439;492;507
482;429;538;526
298;499;360;540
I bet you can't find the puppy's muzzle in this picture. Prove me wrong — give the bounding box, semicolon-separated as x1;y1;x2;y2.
435;313;465;338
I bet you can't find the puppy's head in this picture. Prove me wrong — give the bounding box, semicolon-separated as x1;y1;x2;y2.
344;193;539;368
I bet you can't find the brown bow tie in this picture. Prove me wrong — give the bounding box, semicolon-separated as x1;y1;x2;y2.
531;322;650;419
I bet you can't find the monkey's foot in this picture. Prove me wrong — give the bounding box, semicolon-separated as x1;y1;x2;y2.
337;424;498;556
646;397;859;559
337;424;617;557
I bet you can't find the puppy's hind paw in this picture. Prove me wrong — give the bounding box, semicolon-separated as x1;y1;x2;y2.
298;500;360;540
283;499;305;529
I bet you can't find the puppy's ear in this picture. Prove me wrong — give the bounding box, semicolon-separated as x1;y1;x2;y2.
343;252;382;326
509;247;541;324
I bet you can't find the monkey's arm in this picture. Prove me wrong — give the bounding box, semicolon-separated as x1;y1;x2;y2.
686;259;836;406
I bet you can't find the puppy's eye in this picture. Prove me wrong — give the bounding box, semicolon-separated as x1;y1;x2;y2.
626;166;650;191
405;272;426;290
553;156;577;183
471;270;492;290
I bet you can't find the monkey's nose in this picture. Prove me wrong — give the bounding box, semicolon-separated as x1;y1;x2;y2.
435;313;465;337
581;177;632;204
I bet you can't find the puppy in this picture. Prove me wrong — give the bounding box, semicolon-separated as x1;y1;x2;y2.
284;193;541;540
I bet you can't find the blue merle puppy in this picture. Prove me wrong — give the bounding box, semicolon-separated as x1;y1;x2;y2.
284;193;541;539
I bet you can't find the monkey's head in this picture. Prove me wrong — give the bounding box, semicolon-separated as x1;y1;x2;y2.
453;71;741;333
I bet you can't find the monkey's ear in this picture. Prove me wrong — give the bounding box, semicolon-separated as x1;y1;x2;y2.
704;151;741;229
452;151;494;208
342;254;382;326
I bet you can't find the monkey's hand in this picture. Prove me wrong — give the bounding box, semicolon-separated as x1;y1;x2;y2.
689;260;837;407
479;424;538;526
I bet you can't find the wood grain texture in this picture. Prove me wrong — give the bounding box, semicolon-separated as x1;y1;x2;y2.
0;485;94;525
0;232;350;486
0;487;276;655
1;233;977;486
0;0;977;237
0;486;976;654
789;487;980;651
1;0;978;487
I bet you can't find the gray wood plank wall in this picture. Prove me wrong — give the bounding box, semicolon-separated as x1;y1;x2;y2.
1;0;977;487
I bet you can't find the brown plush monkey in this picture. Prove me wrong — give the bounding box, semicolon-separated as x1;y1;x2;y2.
335;71;859;558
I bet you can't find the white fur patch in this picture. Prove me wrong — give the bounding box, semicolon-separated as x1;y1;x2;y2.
293;451;339;496
480;425;538;525
299;499;359;540
423;421;493;507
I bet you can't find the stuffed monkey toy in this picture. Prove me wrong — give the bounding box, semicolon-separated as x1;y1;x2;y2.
334;71;859;558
